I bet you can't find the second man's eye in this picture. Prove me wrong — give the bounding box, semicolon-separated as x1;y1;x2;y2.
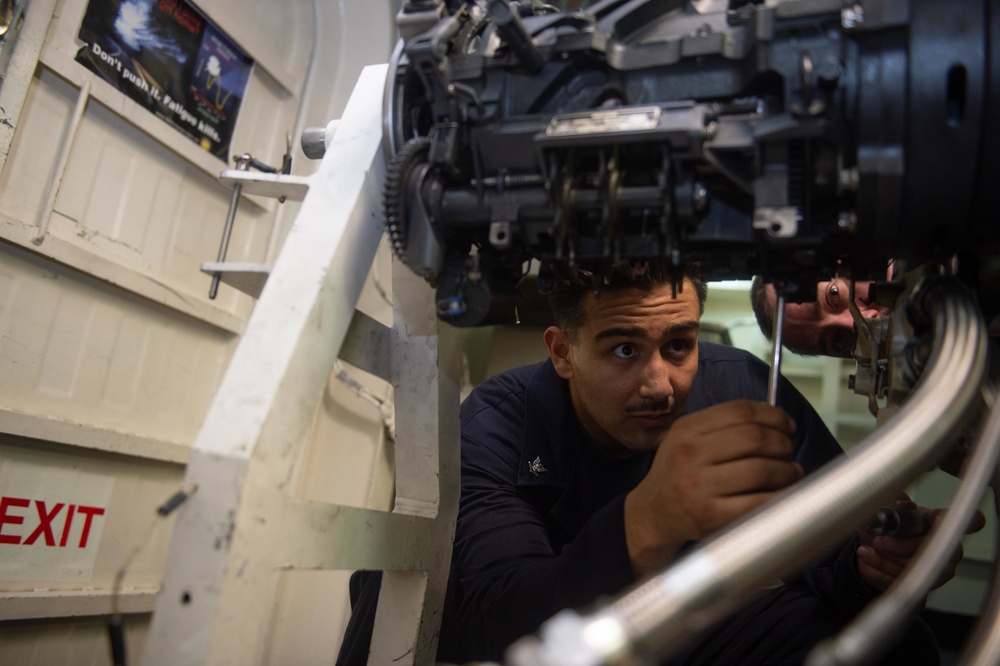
826;281;847;311
613;343;638;359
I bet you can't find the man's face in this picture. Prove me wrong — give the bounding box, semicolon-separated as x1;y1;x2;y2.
771;278;890;357
544;280;701;457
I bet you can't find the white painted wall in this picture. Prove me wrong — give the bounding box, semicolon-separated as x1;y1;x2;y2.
0;0;400;663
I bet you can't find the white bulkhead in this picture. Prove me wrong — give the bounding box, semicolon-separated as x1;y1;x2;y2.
0;1;402;662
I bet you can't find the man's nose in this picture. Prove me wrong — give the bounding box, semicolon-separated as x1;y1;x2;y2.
855;303;888;319
638;354;674;398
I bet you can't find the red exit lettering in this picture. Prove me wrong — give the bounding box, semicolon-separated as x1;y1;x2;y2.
0;496;106;548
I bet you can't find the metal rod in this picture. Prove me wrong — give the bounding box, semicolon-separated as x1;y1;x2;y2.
33;79;91;245
767;292;786;406
209;155;251;299
954;388;1000;666
847;279;878;354
508;279;987;666
960;521;1000;666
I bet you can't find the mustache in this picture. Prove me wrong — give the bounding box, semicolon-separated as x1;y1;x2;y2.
625;399;674;414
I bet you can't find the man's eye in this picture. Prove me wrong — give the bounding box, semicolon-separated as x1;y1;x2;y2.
613;343;637;358
666;339;690;354
829;283;841;303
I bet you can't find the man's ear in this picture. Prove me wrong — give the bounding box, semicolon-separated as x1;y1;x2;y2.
544;326;574;379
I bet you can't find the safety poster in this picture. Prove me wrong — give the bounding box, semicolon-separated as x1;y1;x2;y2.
74;0;253;160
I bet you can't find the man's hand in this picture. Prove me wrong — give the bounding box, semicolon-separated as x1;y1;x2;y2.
857;498;987;592
624;400;804;578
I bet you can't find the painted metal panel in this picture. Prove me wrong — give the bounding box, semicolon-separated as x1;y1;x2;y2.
0;0;312;328
0;614;148;665
0;434;185;618
0;2;403;664
2;70;274;311
0;242;231;451
195;0;313;94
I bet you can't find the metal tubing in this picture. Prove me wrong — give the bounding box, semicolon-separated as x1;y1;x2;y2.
808;385;1000;666
33;79;90;245
508;280;987;666
961;524;1000;666
955;391;1000;666
209;155;250;299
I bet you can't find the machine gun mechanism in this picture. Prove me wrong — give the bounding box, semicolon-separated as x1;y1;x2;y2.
384;0;1000;327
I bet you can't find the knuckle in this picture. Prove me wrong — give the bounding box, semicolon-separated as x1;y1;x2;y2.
669;439;699;466
736;401;757;422
752;460;790;490
691;500;721;534
676;471;701;496
744;424;766;445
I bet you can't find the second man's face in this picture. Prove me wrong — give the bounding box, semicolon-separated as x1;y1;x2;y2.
779;278;889;357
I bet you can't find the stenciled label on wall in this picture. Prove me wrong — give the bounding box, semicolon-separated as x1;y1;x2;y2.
74;0;253;161
0;459;114;582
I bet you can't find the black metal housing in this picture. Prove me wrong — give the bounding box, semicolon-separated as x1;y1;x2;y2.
384;0;1000;326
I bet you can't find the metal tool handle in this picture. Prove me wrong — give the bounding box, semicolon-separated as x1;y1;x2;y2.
767;292;786;406
864;507;932;537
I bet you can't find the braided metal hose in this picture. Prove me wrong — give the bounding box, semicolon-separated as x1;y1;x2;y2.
809;383;1000;665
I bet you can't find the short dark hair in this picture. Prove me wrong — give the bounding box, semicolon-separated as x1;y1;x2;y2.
750;275;774;340
548;260;708;340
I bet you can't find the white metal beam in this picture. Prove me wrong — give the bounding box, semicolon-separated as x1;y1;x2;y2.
145;63;460;665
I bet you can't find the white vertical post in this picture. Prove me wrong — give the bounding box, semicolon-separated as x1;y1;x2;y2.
368;262;461;664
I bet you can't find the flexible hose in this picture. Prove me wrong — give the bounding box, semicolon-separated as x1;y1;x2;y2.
508;278;987;666
956;388;1000;666
808;384;1000;666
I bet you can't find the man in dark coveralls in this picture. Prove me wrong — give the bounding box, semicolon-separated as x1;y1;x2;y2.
337;261;957;665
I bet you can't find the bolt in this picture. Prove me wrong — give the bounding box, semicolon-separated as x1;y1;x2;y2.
839;167;860;192
726;7;754;26
837;212;857;233
842;5;864;30
693;183;709;212
818;56;842;85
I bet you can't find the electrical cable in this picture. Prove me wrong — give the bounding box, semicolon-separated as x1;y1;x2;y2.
334;361;396;441
107;484;198;666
